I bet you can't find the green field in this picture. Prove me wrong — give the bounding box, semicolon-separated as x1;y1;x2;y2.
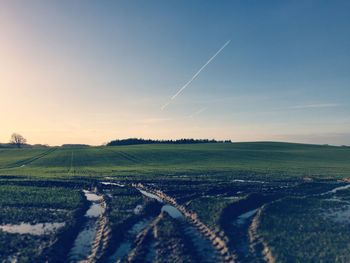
258;190;350;262
1;142;350;180
1;142;350;262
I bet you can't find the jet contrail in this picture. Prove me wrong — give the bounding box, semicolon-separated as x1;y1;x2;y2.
188;107;207;118
161;40;231;110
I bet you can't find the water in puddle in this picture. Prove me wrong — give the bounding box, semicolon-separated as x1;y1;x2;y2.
86;203;105;217
236;209;258;226
138;189;221;262
0;222;65;236
138;189;183;219
101;182;125;187
134;205;143;215
83;190;103;202
161;205;183;219
108;218;152;262
230;208;261;262
322;184;350;195
233;179;266;184
68;190;104;262
138;190;163;202
323;205;350;223
109;242;132;262
68;220;98;261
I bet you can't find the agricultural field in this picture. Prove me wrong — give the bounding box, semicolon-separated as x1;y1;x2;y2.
0;183;86;262
1;142;350;179
256;188;350;262
0;142;349;262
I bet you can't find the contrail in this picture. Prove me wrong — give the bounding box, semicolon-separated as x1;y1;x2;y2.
188;107;207;118
161;40;231;110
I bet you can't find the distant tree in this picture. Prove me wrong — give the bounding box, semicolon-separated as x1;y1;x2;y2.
106;138;232;146
10;133;27;148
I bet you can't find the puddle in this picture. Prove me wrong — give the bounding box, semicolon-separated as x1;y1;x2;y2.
134;205;143;215
138;188;221;262
86;203;105;217
101;182;125;187
323;205;350;223
324;197;350;203
321;184;350;196
0;222;65;236
229;208;261;262
224;196;240;200
236;209;258;226
138;189;183;218
233;179;266;184
108;218;153;262
109;242;132;262
161;205;183;219
68;190;104;262
83;190;103;202
68;220;98;262
138;190;163;203
328;184;350;194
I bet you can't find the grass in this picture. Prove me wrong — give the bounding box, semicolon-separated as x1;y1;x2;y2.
105;186;144;230
0;142;349;180
0;185;83;224
0;232;48;263
258;191;350;262
187;197;236;228
0;184;84;262
154;213;195;262
0;148;53;168
0;141;349;262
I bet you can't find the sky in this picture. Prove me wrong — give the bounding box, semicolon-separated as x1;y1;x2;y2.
1;0;350;146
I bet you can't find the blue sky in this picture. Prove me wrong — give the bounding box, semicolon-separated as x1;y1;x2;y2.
1;0;349;145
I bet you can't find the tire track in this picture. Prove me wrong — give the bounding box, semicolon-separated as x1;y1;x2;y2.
68;151;74;174
133;183;236;263
105;148;144;164
248;206;276;263
0;148;58;169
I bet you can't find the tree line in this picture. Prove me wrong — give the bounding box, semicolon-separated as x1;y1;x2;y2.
106;138;232;146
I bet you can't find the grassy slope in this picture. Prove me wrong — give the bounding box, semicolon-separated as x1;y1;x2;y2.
0;142;349;179
0;148;52;168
